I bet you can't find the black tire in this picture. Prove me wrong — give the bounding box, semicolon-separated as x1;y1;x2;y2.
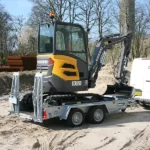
87;106;105;124
121;109;126;112
66;108;85;127
21;93;33;112
139;101;144;106
143;102;148;108
139;101;148;108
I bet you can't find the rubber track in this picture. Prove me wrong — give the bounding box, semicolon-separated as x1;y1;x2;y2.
20;92;104;112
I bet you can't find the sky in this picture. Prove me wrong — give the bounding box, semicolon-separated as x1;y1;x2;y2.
0;0;33;20
0;0;147;21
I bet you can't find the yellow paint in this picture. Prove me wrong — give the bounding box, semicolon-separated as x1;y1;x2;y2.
37;54;79;81
104;41;109;45
51;55;79;80
37;54;52;58
134;91;142;96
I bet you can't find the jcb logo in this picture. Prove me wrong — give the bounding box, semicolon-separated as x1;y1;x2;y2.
72;81;82;86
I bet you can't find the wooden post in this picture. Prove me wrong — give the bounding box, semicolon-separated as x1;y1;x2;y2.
120;0;135;35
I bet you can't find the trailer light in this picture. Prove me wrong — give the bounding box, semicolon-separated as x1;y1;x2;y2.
49;58;54;65
43;109;48;119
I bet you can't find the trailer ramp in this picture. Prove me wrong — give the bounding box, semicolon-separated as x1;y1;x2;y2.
9;72;20;113
9;72;44;123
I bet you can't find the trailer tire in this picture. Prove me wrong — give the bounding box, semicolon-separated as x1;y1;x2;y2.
121;109;126;112
66;108;85;127
139;101;148;108
87;106;105;124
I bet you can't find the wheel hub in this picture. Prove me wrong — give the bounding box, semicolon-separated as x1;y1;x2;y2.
94;109;103;122
72;112;83;125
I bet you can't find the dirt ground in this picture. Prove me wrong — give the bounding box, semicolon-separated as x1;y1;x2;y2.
0;71;35;96
0;98;150;150
1;63;150;150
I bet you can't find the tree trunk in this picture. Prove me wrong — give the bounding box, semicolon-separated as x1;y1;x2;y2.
120;0;135;35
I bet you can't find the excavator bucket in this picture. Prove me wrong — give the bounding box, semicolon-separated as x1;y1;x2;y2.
103;84;134;97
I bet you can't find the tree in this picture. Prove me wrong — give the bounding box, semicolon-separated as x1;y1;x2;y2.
68;0;78;23
28;0;70;27
0;3;14;63
131;2;150;58
10;16;25;52
77;0;95;31
120;0;135;35
18;26;37;55
75;0;96;49
94;0;113;39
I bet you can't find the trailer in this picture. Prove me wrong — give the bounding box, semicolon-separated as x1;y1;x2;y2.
9;72;134;127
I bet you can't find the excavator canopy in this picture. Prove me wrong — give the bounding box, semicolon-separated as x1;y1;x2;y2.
38;22;88;63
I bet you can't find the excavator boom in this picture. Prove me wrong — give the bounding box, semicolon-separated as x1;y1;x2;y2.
88;33;132;88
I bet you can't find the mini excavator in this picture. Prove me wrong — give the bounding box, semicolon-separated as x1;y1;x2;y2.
9;12;134;127
35;13;132;93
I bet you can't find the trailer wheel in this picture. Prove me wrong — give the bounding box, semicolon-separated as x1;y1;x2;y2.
66;108;85;127
121;109;126;112
87;106;105;124
139;101;148;108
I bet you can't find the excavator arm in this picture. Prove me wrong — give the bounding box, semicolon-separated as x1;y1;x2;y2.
88;32;132;88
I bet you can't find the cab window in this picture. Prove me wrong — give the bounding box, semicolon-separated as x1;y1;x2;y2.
56;24;87;62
